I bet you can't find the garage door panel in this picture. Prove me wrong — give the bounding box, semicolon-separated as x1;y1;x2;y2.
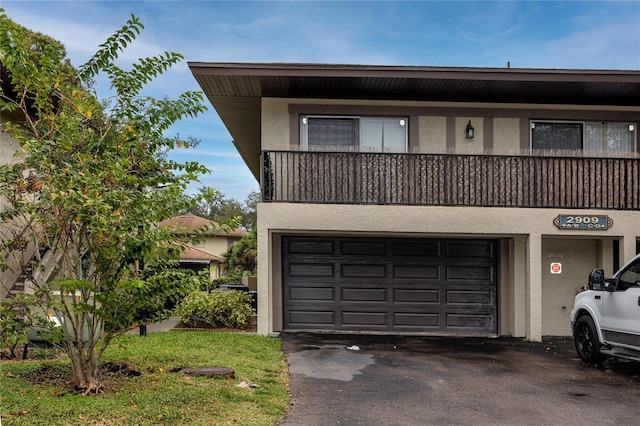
394;313;440;327
446;290;494;305
446;241;494;258
341;288;387;302
393;265;439;279
394;288;439;303
393;241;440;257
341;264;386;278
342;312;387;326
341;241;386;256
288;240;335;255
288;263;335;277
289;311;335;326
446;265;493;280
289;287;335;301
283;236;497;334
446;313;494;329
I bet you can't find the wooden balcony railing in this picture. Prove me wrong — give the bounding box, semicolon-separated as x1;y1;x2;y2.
262;150;640;210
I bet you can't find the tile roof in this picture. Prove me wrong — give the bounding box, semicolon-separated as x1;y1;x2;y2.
159;214;246;237
178;245;223;263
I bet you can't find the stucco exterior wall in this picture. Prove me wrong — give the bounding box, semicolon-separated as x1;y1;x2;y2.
262;98;291;150
418;116;446;152
257;203;639;340
197;236;232;258
493;118;521;153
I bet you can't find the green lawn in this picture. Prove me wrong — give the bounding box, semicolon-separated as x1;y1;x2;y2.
0;332;289;425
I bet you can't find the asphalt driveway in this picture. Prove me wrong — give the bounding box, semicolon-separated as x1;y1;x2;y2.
279;334;640;426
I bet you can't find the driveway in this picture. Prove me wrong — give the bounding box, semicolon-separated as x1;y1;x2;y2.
279;334;640;426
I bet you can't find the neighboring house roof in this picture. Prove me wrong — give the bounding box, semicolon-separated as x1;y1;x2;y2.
159;214;246;238
188;62;640;179
178;245;223;264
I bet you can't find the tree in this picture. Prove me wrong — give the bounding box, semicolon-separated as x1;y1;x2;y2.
186;187;258;230
242;190;259;231
0;13;208;393
221;228;257;275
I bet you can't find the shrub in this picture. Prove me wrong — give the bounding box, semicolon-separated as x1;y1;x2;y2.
176;290;254;329
0;299;30;359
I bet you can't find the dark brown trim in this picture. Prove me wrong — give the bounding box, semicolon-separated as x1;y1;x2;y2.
190;62;640;83
290;113;299;146
446;116;456;150
520;118;530;151
483;117;494;151
289;104;411;117
409;115;419;151
288;104;640;122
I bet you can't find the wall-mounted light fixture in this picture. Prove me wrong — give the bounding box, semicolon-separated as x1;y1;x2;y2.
465;120;475;139
629;124;635;132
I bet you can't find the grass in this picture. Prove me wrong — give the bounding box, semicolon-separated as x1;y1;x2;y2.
0;332;290;425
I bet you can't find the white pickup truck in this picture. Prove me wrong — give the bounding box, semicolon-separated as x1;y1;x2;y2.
571;253;640;364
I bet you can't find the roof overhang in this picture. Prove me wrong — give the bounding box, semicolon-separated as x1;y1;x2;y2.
188;62;640;179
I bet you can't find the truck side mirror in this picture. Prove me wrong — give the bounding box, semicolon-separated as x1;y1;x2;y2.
588;269;605;291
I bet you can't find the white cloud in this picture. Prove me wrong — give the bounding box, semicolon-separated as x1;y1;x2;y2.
541;21;640;70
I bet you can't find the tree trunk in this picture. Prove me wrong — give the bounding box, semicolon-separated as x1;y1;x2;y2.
66;341;103;394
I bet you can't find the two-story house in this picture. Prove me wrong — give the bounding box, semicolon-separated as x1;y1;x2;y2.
189;63;640;341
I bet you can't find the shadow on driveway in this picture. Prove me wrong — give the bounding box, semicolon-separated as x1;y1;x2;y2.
279;334;640;426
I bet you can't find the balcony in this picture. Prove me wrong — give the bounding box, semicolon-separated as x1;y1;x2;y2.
262;150;640;210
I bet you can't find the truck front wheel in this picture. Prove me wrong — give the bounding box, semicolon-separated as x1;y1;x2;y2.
574;315;606;364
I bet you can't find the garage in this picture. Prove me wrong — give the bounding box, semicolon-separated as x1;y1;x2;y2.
282;236;497;333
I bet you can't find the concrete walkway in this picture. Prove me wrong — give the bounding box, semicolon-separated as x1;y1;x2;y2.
125;317;180;335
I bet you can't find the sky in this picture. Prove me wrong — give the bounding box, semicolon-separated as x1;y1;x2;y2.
3;0;639;201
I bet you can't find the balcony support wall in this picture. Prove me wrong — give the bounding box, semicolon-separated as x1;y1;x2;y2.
526;233;543;342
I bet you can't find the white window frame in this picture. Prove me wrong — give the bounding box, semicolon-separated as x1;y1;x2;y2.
300;115;408;152
530;120;637;153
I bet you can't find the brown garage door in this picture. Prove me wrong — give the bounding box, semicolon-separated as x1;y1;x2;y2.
282;236;497;333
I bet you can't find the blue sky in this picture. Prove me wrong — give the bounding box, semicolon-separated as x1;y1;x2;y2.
3;0;639;201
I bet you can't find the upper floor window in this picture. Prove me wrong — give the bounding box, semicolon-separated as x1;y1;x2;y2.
300;116;407;152
531;121;636;154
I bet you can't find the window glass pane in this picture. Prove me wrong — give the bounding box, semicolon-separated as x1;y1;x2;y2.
607;123;635;152
302;116;407;151
360;118;407;152
531;122;582;150
307;118;357;147
360;118;384;150
584;122;604;151
382;118;407;152
585;122;635;153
